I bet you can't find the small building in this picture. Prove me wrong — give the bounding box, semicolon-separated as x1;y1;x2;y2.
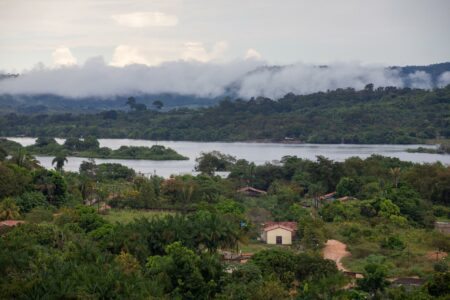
336;196;356;202
261;222;297;245
390;277;425;289
237;186;267;197
0;220;25;227
319;192;337;201
435;221;450;234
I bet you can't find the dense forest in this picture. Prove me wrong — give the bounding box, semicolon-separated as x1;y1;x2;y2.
1;139;449;298
1;85;449;144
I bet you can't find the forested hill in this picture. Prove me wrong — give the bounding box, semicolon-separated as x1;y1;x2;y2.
1;85;449;144
1;62;450;114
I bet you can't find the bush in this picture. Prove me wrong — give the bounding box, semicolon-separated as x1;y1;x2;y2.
380;236;405;251
15;191;49;213
25;207;54;223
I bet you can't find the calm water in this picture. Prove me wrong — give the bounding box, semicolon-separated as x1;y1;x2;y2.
6;137;449;178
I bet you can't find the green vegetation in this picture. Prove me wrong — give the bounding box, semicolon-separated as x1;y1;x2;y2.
408;143;450;154
1;85;449;144
0;140;449;298
1;137;188;160
102;209;173;223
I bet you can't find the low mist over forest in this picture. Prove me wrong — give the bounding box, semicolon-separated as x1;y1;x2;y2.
1;61;450;113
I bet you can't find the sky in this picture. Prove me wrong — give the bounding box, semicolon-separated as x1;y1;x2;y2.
1;0;450;72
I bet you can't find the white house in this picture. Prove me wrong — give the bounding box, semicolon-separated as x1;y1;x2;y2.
261;222;297;245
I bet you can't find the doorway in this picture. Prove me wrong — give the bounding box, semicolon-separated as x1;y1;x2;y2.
276;236;282;244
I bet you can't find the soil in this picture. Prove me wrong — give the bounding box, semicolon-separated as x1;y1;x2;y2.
323;239;351;271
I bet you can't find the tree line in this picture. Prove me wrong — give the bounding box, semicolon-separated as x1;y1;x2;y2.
1;85;449;144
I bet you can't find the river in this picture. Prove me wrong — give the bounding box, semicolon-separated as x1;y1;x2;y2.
6;137;449;178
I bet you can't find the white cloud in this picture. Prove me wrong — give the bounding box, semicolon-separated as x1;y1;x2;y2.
0;59;417;99
407;71;432;89
437;71;450;87
245;48;262;60
111;11;178;28
110;45;150;67
181;41;228;62
52;47;77;66
237;63;405;99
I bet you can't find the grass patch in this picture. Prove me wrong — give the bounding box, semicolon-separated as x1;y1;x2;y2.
324;221;449;277
238;240;291;253
102;209;174;224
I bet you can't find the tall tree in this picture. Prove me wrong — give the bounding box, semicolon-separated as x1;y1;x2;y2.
126;97;136;110
152;100;164;110
390;167;401;188
52;153;68;172
0;197;20;220
10;148;39;169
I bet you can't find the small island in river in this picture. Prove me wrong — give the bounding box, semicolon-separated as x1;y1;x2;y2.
1;137;188;160
407;143;450;155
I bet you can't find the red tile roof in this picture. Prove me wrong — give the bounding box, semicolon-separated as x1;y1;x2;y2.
263;221;297;232
319;192;336;200
237;186;267;194
0;220;25;227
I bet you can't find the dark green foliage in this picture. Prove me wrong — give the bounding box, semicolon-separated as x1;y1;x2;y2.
2;86;449;144
14;191;48;213
250;249;338;286
425;272;450;297
0;138;22;154
32;169;68;207
96;163;136;181
0;163;32;198
386;186;435;227
195;151;236;175
380;236;406;251
100;212;242;263
321;201;355;222
357;263;390;294
111;145;187;160
336;177;361;197
26;136;187;160
433;261;448;273
0;146;6;161
146;241;223;299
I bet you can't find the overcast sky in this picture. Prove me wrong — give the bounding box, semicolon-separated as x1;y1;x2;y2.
1;0;449;72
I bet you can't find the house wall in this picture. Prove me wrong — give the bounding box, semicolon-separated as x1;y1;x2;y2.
266;228;292;245
261;231;268;242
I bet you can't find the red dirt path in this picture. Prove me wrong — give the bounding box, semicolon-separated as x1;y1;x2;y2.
323;239;350;271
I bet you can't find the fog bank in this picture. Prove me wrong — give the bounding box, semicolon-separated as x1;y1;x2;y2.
0;58;445;99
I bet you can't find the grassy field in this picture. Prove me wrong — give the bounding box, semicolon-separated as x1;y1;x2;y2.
102;209;174;223
326;221;449;277
238;240;290;253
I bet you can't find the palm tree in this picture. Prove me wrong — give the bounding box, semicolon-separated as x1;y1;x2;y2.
10;148;39;169
52;153;68;172
390;167;401;188
0;197;20;220
180;181;195;214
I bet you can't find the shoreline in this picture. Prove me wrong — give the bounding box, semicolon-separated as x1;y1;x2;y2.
2;136;441;147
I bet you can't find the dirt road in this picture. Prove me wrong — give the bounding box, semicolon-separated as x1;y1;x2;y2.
323;239;350;271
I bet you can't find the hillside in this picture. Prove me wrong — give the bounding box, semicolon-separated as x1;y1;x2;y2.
1;62;450;114
1;85;449;144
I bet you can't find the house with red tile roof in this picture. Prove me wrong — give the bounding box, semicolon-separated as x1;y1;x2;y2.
0;220;25;227
261;221;297;245
237;186;267;197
